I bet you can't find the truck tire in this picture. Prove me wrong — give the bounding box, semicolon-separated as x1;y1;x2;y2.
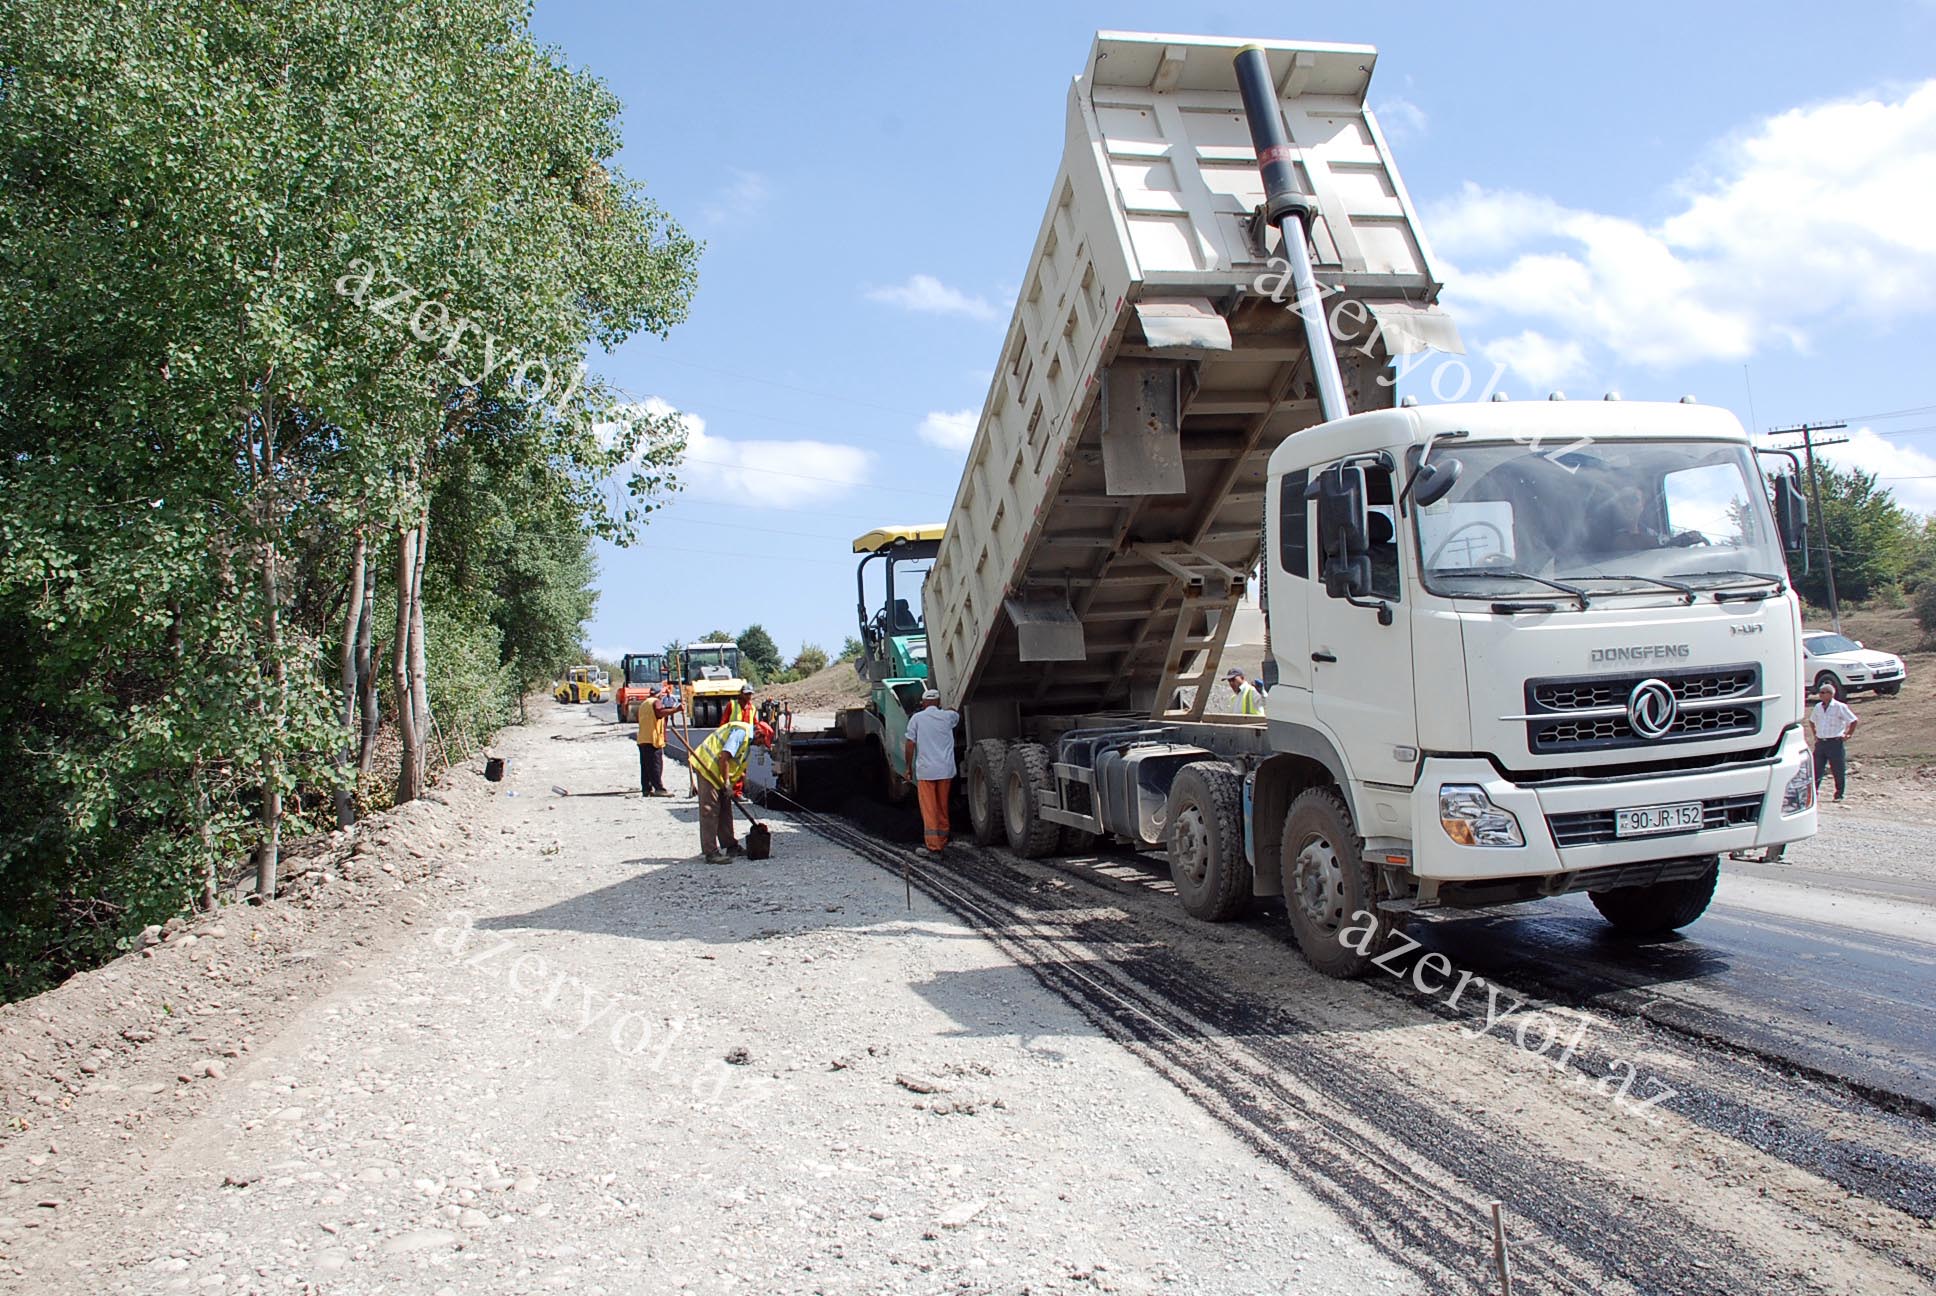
965;740;1008;845
1282;787;1396;978
1589;859;1718;934
1002;742;1060;858
1165;762;1250;921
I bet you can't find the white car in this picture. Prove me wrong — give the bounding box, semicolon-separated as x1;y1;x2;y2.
1802;630;1905;697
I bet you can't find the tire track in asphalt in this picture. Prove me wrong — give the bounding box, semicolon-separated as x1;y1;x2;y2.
771;795;1804;1296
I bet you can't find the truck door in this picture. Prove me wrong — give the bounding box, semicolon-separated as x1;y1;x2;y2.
1305;461;1418;786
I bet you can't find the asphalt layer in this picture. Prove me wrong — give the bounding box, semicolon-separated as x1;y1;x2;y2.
670;736;1936;1292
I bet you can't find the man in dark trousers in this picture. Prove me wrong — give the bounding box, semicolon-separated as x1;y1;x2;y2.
1806;681;1859;802
635;679;681;797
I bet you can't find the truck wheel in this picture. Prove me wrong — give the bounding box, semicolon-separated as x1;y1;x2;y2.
965;740;1008;845
1002;742;1060;858
1165;763;1250;921
1589;859;1718;934
1282;787;1394;978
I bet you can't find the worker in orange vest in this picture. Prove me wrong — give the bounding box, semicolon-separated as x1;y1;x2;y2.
733;683;756;725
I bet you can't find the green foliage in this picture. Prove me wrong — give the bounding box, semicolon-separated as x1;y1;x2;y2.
791;643;829;677
838;636;866;663
0;0;696;999
1914;582;1936;642
736;624;783;678
1795;465;1918;606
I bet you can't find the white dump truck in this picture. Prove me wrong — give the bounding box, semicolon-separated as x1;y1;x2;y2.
921;32;1819;976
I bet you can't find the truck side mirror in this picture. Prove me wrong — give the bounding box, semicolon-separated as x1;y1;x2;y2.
1308;465;1369;564
1410;458;1462;509
1323;554;1373;600
1774;473;1807;550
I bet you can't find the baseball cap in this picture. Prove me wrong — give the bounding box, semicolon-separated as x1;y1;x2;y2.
921;688;940;701
1223;668;1245;680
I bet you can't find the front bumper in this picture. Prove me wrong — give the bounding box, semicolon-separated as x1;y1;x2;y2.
1409;728;1817;882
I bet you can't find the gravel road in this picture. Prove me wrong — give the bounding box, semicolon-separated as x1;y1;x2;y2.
0;704;1421;1295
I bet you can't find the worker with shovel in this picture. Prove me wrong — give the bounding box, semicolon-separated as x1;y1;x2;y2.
689;715;774;865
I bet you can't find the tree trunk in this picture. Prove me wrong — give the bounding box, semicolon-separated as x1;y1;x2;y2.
408;510;436;775
253;401;286;903
194;766;218;912
393;523;422;803
355;557;379;778
334;531;367;828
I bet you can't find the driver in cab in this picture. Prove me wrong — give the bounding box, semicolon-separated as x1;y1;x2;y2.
1604;485;1703;553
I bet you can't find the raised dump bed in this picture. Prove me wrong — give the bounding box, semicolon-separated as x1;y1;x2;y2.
924;32;1455;739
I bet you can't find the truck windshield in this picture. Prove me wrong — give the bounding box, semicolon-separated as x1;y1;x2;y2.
626;656;662;684
1414;440;1785;600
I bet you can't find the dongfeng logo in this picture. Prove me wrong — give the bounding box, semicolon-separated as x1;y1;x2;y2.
1627;678;1679;741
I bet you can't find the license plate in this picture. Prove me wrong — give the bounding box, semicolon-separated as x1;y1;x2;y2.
1614;802;1704;837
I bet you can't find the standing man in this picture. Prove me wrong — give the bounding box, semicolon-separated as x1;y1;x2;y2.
903;688;960;855
1224;668;1265;717
1806;682;1859;802
635;679;681;797
733;683;757;725
692;714;774;864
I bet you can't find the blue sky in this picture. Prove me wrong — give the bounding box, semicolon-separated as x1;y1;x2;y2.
529;1;1936;661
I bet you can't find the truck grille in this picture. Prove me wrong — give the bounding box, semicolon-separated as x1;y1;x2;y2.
1524;665;1762;753
1547;793;1764;848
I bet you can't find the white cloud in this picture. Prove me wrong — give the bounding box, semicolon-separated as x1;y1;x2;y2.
1429;80;1936;378
865;274;997;321
603;397;873;505
916;409;978;451
701;169;770;226
1373;97;1428;143
1481;330;1590;390
1819;427;1936;515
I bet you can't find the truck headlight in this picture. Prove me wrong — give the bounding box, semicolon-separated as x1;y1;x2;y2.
1782;754;1815;815
1439;785;1525;847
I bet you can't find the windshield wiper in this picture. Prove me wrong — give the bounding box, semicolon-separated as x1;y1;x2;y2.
1434;567;1591;610
1680;569;1787;601
1575;573;1697;604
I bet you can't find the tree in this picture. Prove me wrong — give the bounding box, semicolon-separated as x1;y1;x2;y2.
736;624;783;678
838;636;866;662
0;0;695;996
791;643;830;676
1794;464;1918;607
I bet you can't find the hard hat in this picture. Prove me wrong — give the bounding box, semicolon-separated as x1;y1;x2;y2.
754;721;775;746
738;683;755;696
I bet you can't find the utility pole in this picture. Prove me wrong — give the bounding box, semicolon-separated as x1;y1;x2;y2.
1767;421;1849;632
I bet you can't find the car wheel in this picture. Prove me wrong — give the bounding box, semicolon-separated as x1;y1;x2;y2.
1812;671;1842;694
1878;684;1902;697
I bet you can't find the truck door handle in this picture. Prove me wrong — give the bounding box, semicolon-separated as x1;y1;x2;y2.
1312;651;1337;663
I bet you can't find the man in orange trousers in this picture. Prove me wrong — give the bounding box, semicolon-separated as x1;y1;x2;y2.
902;688;960;855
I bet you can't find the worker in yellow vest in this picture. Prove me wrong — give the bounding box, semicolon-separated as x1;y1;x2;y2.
692;716;774;864
733;683;756;725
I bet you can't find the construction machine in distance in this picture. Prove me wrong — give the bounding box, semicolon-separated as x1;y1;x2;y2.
553;666;607;705
615;651;667;724
680;641;748;728
771;525;942;802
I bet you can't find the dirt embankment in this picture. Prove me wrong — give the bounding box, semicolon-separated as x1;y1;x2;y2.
761;658;871;712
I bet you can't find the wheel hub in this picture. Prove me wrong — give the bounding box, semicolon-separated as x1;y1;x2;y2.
1293;834;1346;933
1172;807;1209;885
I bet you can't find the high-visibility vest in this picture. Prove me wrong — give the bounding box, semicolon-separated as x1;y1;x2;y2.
1236;682;1265;716
692;721;755;789
734;698;754;724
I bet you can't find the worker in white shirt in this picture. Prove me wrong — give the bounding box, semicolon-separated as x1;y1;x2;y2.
902;689;960;854
1224;668;1265;717
1805;681;1859;802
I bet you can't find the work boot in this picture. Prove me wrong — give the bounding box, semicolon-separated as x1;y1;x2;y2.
724;839;744;858
703;851;729;865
